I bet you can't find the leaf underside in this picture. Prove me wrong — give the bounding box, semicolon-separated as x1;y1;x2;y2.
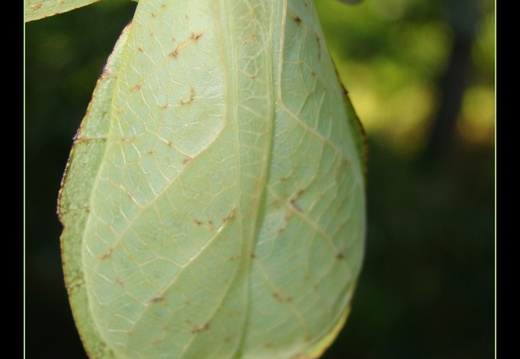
24;0;103;22
57;1;366;358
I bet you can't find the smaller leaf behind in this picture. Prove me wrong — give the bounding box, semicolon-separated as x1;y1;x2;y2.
58;22;132;359
24;0;103;22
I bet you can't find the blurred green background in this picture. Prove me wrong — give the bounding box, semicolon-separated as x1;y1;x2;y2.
24;0;495;358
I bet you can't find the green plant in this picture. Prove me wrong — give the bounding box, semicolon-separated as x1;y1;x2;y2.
25;0;366;358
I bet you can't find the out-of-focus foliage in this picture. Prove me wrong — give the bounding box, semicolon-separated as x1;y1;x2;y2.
24;0;494;358
316;0;495;157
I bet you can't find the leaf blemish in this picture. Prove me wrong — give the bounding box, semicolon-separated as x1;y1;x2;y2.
29;3;43;10
130;83;142;92
193;218;215;231
223;208;235;222
169;31;205;59
151;338;163;345
169;48;179;58
273;292;292;303
316;35;321;59
187;320;209;334
150;295;165;303
242;33;257;45
191;31;204;41
120;136;136;143
180;87;195;105
99;247;114;261
289;189;305;212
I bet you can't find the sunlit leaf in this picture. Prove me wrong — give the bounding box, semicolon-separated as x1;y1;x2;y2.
24;0;104;22
56;0;366;358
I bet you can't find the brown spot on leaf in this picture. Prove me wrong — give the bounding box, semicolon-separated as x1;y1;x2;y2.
188;321;210;334
130;83;142;93
100;247;114;260
223;208;235;222
180;87;195;105
193;218;215;231
273;292;292;303
169;30;205;59
29;3;43;10
290;201;301;212
191;31;204;41
169;48;179;58
316;35;321;59
120;136;136;143
150;295;165;303
242;33;257;45
289;189;305;212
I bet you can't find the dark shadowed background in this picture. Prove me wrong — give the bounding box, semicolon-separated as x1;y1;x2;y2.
24;0;495;357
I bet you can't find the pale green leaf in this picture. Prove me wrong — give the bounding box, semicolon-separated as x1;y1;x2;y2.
24;0;103;22
59;21;132;359
57;0;366;358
